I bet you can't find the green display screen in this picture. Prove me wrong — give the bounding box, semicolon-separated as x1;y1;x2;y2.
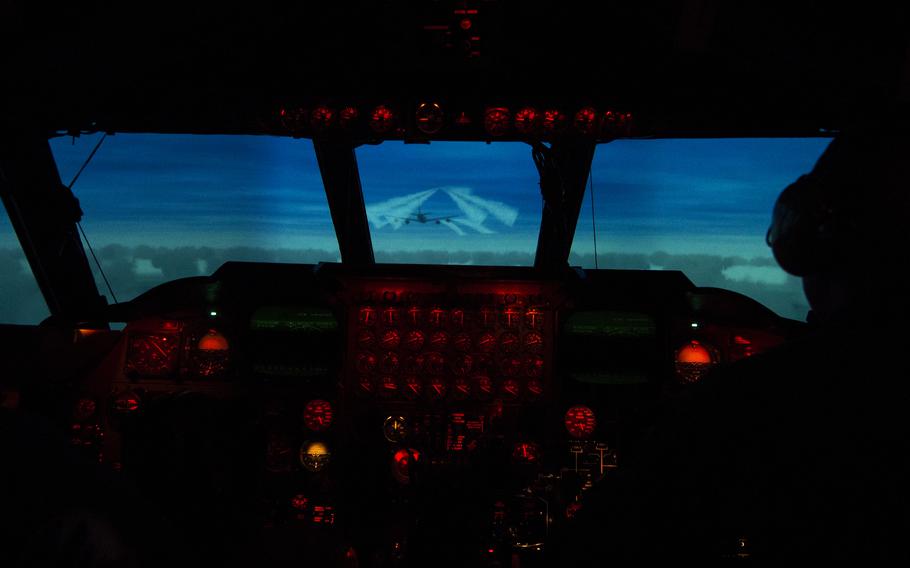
250;306;338;332
563;310;656;338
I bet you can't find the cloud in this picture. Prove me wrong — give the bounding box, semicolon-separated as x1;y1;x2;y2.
721;265;789;285
442;220;466;236
443;187;518;227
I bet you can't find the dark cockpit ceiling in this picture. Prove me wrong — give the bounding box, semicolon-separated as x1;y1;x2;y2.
3;1;909;138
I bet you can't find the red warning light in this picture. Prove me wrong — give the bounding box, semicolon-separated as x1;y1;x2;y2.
573;107;600;135
198;329;229;351
675;340;715;384
677;341;712;364
564;405;597;439
392;448;421;482
484;107;512;136
370;105;396;134
514;107;540;135
310;106;335;132
730;335;755;362
459;18;472;30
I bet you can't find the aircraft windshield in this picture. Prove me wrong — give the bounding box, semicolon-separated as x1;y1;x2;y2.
571;138;832;321
1;134;828;324
358;142;542;265
49;134;341;303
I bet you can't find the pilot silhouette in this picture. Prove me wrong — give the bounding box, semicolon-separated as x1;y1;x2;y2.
555;126;910;563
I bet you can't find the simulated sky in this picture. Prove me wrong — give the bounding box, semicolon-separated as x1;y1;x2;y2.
38;134;830;261
2;134;832;324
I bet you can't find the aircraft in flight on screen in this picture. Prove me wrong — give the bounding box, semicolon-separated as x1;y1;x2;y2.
365;186;518;236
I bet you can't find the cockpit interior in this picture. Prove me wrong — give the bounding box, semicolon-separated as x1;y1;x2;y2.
2;2;908;566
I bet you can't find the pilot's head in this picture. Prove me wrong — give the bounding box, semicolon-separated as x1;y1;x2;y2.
767;130;910;322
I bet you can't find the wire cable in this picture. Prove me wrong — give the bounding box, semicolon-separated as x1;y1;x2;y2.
67;133;118;303
589;168;599;269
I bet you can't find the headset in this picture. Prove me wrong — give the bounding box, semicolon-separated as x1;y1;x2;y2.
766;171;845;277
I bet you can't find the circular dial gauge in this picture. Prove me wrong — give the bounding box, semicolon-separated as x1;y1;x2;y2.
381;307;400;326
402;376;422;400
524;332;543;352
379;329;401;350
475;375;493;399
525;356;545;378
453;332;472;352
501;309;520;329
427;377;447;400
450;308;465;327
477;332;497;353
415;102;445;134
357;375;374;396
501;378;520;400
406;306;422;326
191;353;229;378
299;441;331;472
403;354;425;374
379;375;399;397
303;399;334;431
126;334;179;376
370;105;395;134
525;308;544;329
484;107;512;136
514;107;540;134
380;352;400;374
404;330;425;351
355;352;377;374
564;405;597;439
424;352;445;375
512;442;541;464
501;357;523;377
499;332;519;353
383;415;409;442
429;331;449;350
451;354;473;376
477;307;496;328
428;308;447;328
452;377;471;400
358;307;376;326
357;329;376;349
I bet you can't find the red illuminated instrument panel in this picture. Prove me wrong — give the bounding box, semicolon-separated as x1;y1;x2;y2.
345;280;556;403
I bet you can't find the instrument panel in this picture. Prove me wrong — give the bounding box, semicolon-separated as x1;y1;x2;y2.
44;263;796;567
342;278;559;405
